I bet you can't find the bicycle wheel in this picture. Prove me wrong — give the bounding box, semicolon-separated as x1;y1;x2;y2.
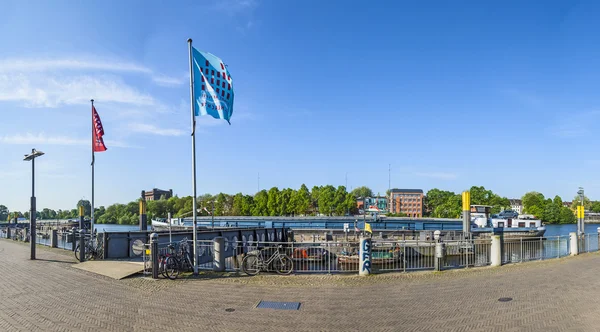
158;256;167;277
85;245;94;261
74;245;81;261
242;254;260;276
273;254;293;275
164;256;180;280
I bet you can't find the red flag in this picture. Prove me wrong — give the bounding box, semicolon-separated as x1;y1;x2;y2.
92;106;107;152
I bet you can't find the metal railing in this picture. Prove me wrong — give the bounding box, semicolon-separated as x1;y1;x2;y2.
579;233;600;253
502;236;571;264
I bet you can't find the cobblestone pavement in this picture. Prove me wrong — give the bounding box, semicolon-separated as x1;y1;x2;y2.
2;239;600;332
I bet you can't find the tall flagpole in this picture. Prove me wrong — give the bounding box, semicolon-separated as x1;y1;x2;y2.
90;99;95;235
188;38;198;275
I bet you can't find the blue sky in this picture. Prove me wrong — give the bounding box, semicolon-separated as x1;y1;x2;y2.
1;0;600;212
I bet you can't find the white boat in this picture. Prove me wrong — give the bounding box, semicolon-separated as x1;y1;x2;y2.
470;205;546;238
150;218;189;229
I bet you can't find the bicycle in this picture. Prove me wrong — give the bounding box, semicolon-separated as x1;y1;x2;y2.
162;238;194;280
242;245;293;276
158;243;177;278
74;234;103;261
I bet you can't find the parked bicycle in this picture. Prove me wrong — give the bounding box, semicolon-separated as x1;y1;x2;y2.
74;235;103;261
161;238;194;280
242;245;293;276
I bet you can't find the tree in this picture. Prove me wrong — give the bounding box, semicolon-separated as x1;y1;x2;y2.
231;193;244;216
267;187;280;216
214;193;228;216
590;201;600;213
147;199;168;220
310;186;321;215
77;199;92;217
425;189;456;216
293;184;311;216
559;206;577;224
343;192;358;215
278;188;294;216
0;205;8;221
334;186;348;216
522;192;546;215
252;190;268;216
433;194;461;218
571;195;591;211
318;185;336;216
241;195;254;216
351;186;373;198
542;197;561;224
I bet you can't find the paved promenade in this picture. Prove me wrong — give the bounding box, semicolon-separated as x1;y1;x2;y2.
1;239;600;331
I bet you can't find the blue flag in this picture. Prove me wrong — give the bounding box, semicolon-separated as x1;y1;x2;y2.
192;47;234;124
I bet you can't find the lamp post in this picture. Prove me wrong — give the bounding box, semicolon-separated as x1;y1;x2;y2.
24;148;44;260
578;187;585;235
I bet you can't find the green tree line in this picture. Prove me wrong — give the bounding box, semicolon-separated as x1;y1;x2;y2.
521;192;577;224
1;186;591;225
424;186;510;218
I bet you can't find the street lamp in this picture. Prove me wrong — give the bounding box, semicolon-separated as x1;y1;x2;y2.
24;148;44;260
578;187;585;235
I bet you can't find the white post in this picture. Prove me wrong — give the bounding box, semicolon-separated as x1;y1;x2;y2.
490;235;501;267
359;236;371;276
570;232;578;256
213;237;225;272
168;212;172;243
188;38;198;275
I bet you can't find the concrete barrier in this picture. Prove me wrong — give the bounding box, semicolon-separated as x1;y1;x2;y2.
570;232;578;256
491;235;501;267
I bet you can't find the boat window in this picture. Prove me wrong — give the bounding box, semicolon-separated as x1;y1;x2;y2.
518;222;525;227
498;222;504;227
530;222;535;228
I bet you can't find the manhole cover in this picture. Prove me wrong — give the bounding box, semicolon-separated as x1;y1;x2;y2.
498;297;513;302
225;308;235;312
256;301;301;310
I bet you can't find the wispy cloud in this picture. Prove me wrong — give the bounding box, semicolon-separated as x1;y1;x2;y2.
152;74;187;87
0;56;182;88
0;132;134;148
414;172;458;180
128;123;186;137
0;58;152;74
0;74;156;108
0;133;88;145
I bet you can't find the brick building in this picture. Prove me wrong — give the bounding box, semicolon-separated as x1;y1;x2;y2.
388;189;424;217
144;188;173;201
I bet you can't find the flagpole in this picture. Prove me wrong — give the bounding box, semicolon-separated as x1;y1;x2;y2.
188;38;198;275
90;99;95;235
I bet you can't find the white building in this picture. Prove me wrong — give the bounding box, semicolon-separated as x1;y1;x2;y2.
509;199;523;214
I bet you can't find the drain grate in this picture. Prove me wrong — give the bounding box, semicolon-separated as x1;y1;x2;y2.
498;297;513;302
225;308;235;312
256;301;301;310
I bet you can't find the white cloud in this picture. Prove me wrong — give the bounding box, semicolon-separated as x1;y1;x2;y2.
0;58;152;74
0;133;87;145
0;57;183;89
0;74;156;108
152;74;187;87
129;123;186;136
0;132;134;148
414;172;458;180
